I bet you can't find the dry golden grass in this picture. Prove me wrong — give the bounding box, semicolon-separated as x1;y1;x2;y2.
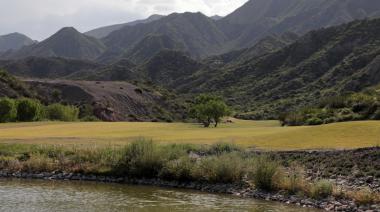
0;119;379;150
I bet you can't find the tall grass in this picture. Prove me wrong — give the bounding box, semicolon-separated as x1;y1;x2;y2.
0;141;378;205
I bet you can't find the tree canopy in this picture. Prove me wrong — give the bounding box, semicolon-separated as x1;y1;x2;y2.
190;94;231;127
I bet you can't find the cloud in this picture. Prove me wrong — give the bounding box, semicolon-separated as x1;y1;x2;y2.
0;0;248;40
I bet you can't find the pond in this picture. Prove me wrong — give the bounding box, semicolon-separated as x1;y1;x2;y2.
0;179;320;212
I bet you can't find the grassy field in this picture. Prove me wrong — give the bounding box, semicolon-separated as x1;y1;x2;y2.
0;119;379;150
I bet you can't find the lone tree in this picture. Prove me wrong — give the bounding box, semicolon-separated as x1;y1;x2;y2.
190;94;231;127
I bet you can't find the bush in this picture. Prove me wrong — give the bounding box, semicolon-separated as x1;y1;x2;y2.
306;117;323;126
46;103;79;121
16;98;43;122
249;156;280;191
0;98;16;122
310;179;333;199
350;188;379;205
116;139;164;178
192;153;245;183
160;156;195;181
280;163;306;194
207;142;241;155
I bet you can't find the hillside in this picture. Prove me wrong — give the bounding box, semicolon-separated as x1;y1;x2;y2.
0;33;36;52
218;0;380;49
24;79;186;122
180;18;380;119
85;15;164;39
124;34;185;64
0;57;101;78
4;27;106;60
0;70;35;98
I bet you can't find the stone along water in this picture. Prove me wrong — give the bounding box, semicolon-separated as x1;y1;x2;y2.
0;179;319;212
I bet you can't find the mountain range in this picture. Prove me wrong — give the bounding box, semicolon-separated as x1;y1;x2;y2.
3;0;380;63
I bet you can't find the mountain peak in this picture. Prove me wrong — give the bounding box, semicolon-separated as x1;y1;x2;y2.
55;27;80;35
0;32;35;52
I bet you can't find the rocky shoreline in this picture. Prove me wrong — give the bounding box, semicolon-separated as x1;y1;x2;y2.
0;170;378;212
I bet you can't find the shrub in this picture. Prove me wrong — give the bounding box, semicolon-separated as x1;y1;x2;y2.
306;117;323;126
46;103;79;121
116;139;163;178
310;179;333;199
280;163;306;194
16;98;43;122
0;98;16;122
160;156;195;181
350;188;379;205
22;154;58;172
207;142;241;155
249;156;280;191
192;153;245;183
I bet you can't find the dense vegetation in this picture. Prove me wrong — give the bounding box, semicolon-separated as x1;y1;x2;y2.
0;141;378;205
0;97;79;122
280;90;380;126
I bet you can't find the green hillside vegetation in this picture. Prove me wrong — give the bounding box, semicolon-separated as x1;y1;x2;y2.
175;18;380;119
280;89;380;126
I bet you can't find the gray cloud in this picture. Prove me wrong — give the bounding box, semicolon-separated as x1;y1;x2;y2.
0;0;248;40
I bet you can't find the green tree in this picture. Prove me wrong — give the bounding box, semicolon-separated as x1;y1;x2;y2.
16;98;43;122
190;94;231;127
46;103;79;121
0;98;17;122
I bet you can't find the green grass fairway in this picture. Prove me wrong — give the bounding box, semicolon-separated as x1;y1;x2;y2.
0;119;379;150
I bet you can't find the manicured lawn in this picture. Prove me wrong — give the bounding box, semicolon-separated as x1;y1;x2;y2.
0;119;379;150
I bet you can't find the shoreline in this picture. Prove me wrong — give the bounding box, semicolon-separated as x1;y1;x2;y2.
0;170;377;212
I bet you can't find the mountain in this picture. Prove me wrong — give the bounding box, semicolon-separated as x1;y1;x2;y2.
4;27;106;60
178;18;380;119
123;34;186;64
142;50;203;87
0;57;101;78
102;12;227;59
218;0;380;49
85;14;164;39
203;32;299;68
0;33;36;52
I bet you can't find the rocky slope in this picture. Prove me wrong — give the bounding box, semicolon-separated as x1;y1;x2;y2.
24;79;186;122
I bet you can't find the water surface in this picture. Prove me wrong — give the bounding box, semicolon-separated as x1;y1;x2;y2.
0;179;319;211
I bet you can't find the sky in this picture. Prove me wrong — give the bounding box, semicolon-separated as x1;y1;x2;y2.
0;0;249;41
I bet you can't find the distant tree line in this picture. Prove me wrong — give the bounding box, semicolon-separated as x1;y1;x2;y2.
0;97;92;123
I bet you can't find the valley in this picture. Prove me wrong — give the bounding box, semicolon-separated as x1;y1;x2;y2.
1;0;380;211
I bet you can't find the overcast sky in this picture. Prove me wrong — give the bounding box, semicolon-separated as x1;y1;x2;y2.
0;0;248;41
